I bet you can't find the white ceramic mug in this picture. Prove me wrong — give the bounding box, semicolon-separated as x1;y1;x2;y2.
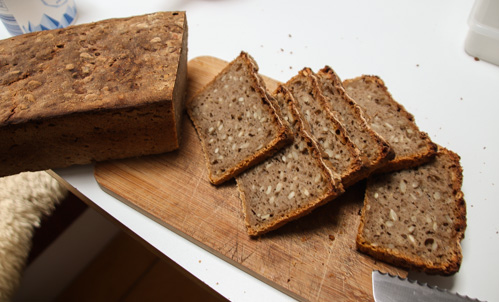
0;0;77;36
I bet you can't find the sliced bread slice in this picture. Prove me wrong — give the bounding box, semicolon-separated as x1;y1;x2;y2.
187;52;293;185
316;66;394;178
285;68;364;187
236;85;344;236
343;76;437;172
356;147;466;275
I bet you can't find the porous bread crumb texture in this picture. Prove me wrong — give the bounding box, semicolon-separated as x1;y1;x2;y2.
237;86;341;236
343;76;437;172
188;52;291;185
286;69;363;187
238;134;334;236
316;67;393;172
357;148;466;275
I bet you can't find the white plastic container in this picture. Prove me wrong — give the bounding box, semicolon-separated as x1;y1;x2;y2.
465;0;499;66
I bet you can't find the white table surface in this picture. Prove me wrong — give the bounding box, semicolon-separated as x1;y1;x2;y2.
2;0;498;301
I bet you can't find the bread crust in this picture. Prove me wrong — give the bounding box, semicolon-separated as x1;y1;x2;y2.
0;12;188;177
356;147;466;275
343;75;438;173
237;85;344;236
187;52;293;185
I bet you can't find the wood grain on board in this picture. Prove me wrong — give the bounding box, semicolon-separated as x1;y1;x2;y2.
94;56;406;301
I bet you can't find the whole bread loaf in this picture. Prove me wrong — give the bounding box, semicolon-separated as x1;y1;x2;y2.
0;12;188;177
343;76;437;172
236;85;343;236
187;52;292;185
357;147;466;275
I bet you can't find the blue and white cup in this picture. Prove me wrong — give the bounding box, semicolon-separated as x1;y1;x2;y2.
0;0;77;36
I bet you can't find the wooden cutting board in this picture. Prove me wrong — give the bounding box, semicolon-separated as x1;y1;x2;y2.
94;56;406;301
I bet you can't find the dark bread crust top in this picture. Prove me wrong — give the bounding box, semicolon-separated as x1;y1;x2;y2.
0;11;187;125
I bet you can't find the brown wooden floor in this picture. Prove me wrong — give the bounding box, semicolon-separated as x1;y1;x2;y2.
55;231;228;302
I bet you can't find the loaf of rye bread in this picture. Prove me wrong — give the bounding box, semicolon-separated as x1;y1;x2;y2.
187;52;293;185
357;147;466;275
236;85;343;236
343;76;437;172
0;12;188;177
286;68;364;187
316;67;394;179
